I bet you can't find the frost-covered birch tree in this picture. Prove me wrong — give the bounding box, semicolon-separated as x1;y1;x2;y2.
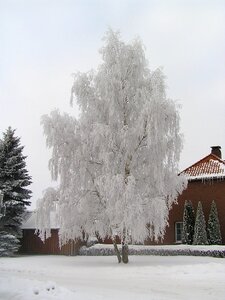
36;30;186;263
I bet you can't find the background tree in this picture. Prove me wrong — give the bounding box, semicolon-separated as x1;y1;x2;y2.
0;127;32;243
207;200;222;245
182;200;195;244
193;201;208;245
36;30;186;263
0;232;20;256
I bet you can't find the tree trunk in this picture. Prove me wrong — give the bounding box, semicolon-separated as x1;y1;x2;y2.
121;242;129;264
113;240;121;263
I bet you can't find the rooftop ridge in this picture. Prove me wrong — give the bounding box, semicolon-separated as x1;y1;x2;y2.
180;153;225;180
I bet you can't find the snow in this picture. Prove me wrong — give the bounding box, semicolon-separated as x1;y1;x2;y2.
22;210;59;229
186;159;225;181
0;255;225;300
187;173;225;181
82;243;225;252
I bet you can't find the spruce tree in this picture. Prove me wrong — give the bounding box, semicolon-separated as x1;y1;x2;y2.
182;200;195;245
0;231;20;256
207;201;222;245
193;201;208;245
0;127;32;239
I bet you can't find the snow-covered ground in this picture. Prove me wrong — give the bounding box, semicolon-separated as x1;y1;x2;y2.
0;255;225;300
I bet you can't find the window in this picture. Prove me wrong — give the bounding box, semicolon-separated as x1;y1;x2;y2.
175;222;183;243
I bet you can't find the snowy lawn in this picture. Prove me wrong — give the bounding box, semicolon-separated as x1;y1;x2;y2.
0;255;225;300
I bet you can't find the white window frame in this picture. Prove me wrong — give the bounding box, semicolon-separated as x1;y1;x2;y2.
175;222;183;243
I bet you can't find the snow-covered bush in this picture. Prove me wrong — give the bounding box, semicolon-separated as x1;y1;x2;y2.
79;244;225;258
0;231;20;256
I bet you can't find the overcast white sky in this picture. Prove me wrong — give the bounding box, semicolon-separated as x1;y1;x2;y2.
0;0;225;209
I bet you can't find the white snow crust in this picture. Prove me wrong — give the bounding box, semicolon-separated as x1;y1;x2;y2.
83;243;225;252
22;210;58;229
0;254;225;300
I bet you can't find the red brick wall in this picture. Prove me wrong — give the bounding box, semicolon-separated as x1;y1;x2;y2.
19;229;84;255
97;179;225;246
20;179;225;251
161;179;225;245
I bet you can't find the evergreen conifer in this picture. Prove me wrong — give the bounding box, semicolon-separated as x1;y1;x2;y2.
207;200;222;245
0;231;20;256
0;127;32;240
193;201;208;245
182;200;195;244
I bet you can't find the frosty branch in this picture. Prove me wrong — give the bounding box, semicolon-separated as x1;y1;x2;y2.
36;29;187;264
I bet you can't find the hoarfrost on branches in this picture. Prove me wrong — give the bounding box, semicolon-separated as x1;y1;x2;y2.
36;187;58;241
36;30;187;255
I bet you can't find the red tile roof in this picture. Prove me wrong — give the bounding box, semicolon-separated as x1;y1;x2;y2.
180;154;225;181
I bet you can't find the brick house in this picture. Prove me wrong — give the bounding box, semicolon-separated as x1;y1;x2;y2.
20;146;225;253
162;146;225;245
20;211;84;255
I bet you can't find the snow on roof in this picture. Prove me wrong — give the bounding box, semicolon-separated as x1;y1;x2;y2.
180;154;225;181
21;210;59;229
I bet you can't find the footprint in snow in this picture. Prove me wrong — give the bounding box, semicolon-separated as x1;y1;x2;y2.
33;288;39;295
